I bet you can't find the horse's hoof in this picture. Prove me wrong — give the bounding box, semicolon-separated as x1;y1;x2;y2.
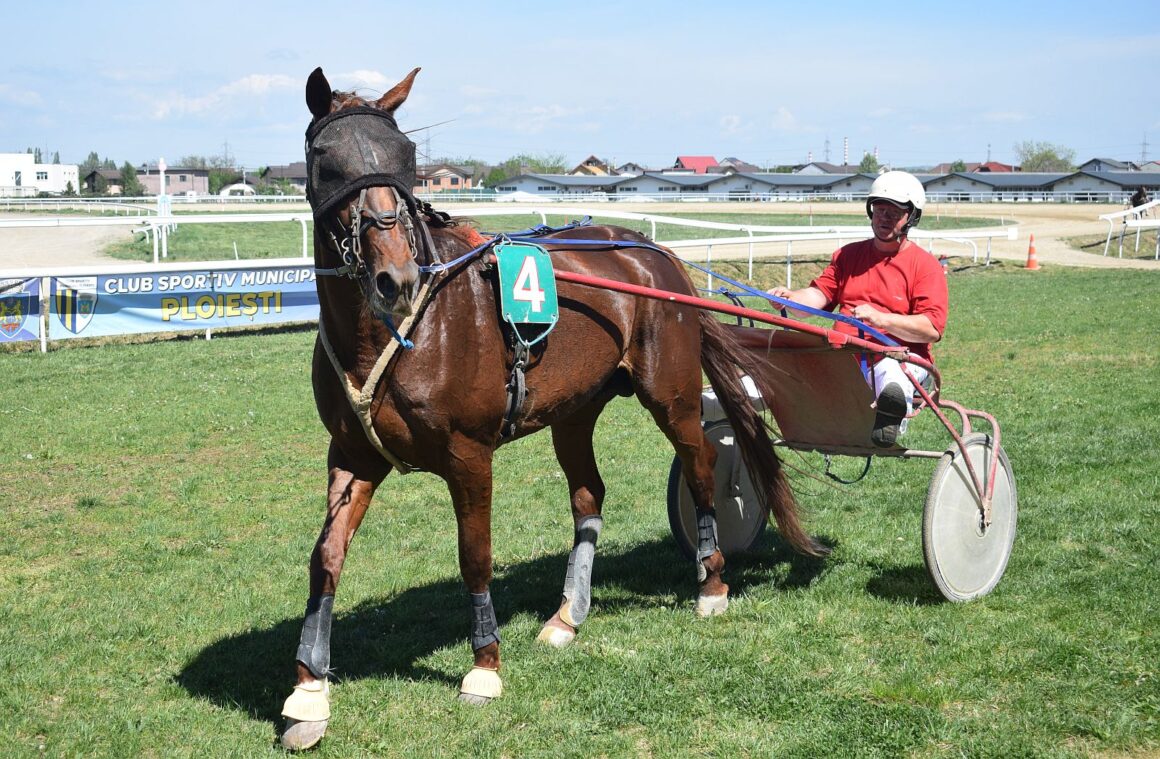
280;718;328;751
459;666;502;705
457;691;493;706
536;621;576;648
696;593;729;617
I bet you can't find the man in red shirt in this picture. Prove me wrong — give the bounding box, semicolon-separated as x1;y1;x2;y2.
768;171;948;446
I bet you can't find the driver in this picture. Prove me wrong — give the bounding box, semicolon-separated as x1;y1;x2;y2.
768;170;948;447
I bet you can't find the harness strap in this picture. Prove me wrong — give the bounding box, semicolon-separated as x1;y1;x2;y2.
316;276;434;474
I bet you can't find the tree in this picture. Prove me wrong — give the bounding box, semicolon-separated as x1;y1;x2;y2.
52;151;61;164
858;152;880;174
1013;141;1075;172
63;181;76;196
950;159;967;172
120;161;144;196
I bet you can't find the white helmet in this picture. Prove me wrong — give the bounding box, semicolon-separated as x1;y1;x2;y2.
866;170;926;233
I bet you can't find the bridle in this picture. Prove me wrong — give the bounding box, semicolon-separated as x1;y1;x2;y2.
315;186;422;286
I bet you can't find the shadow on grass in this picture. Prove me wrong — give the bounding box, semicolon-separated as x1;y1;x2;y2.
176;534;826;724
865;563;945;605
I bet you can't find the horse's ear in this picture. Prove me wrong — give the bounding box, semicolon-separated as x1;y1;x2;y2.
375;67;421;114
306;67;333;120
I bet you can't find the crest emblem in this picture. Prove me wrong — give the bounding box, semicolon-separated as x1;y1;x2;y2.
53;277;99;335
0;279;33;339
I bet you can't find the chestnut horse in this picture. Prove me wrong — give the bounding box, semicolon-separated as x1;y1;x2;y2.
279;65;824;750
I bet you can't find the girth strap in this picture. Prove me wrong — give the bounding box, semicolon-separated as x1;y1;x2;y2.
316;278;434;474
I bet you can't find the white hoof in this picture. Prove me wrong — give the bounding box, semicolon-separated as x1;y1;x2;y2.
695;593;729;617
280;718;329;751
458;666;502;705
536;623;576;648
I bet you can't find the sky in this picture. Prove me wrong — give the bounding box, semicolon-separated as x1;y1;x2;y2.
3;1;1158;173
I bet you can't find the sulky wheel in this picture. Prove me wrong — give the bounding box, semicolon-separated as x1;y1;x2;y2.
923;432;1017;602
667;420;769;560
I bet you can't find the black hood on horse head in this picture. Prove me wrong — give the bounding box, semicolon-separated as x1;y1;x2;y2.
304;105;418;220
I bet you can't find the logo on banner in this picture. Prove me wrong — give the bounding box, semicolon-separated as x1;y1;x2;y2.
0;280;33;339
54;277;99;335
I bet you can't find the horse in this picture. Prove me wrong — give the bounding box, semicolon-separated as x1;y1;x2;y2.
279;65;825;751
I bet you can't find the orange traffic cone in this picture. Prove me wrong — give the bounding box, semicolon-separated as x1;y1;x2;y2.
1025;233;1041;270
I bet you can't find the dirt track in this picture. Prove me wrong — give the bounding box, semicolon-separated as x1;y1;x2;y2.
1;201;1156;271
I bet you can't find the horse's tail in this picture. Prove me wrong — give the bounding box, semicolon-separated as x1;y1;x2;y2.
697;311;828;557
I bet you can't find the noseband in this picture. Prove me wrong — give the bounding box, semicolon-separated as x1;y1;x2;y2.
315;185;423;285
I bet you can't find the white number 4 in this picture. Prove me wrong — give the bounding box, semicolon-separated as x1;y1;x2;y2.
512;255;546;312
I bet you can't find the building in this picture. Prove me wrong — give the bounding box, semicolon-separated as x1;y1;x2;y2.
569;155;613;176
415;163;480;193
794;161;859;175
672;156;719;174
0;153;80;196
1077;158;1142;173
137;164;211;196
260;162;308;194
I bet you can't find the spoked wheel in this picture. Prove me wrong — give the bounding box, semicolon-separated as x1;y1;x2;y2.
666;420;769;559
923;432;1017;602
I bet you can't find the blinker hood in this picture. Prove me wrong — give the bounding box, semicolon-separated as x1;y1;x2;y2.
305;106;418;220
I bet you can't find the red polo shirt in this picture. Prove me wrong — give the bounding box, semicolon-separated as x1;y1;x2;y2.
810;238;948;362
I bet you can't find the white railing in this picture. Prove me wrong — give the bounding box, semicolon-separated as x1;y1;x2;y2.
1124;218;1160;260
0;212;314;264
451;206;1018;283
1098;199;1160;256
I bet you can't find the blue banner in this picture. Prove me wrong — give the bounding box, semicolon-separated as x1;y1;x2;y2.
0;277;41;343
48;264;319;340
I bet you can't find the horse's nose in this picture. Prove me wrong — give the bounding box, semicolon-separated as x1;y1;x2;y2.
375;270;399;303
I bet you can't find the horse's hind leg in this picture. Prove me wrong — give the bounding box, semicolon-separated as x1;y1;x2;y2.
538;406;606;648
281;442;384;751
638;376;729;617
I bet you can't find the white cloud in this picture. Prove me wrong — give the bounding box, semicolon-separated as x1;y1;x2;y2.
720;114;744;135
339;69;393;93
151;73;297;119
0;84;43;107
770;107;803;132
869;107;894;118
509;104;582;135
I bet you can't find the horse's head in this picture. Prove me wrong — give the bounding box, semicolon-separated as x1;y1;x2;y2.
305;66;427;321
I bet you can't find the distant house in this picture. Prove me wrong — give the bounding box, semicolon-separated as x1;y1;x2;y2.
416;164;480;194
794;161;858;175
672;156;719;174
137;164;211;196
931;161;1014;173
569;155;613;176
261;162;308;193
1077;158;1141;173
718;156;762;174
923;172;1065;201
492;173;626;195
1051;170;1160;200
83;169;124;195
0;152;79;197
615;162;648;176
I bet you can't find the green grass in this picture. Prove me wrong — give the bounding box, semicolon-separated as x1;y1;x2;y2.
2;264;1157;757
99;209;1003;263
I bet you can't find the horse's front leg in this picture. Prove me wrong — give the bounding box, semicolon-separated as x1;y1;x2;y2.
538;411;605;648
280;444;384;751
445;439;503;704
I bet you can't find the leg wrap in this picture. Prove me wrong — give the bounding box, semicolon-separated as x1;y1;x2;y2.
470;591;500;652
296;594;335;679
561;515;603;626
695;508;719;583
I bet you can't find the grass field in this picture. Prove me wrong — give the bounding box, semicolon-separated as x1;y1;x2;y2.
2;262;1158;757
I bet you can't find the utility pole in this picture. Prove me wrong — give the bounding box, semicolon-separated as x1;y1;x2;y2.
1142;133;1149;163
